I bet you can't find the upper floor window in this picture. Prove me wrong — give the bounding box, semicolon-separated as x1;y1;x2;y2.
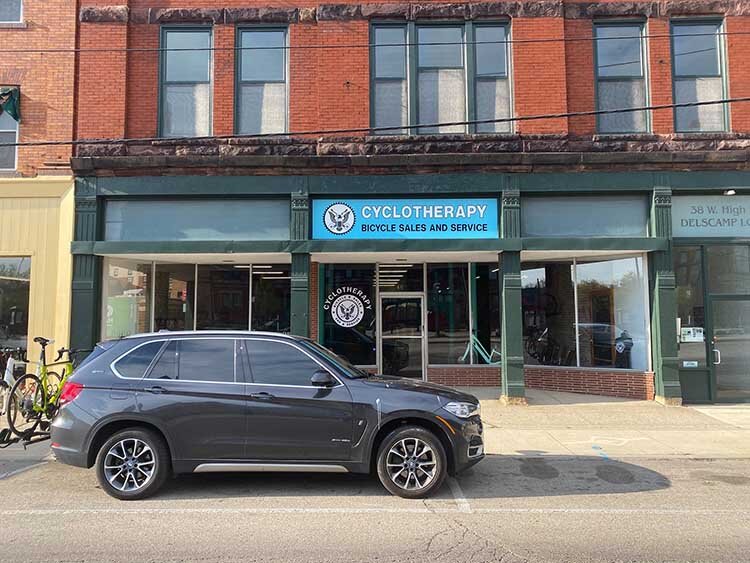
371;22;511;135
672;21;727;132
0;106;18;170
595;23;648;134
160;28;212;138
237;28;287;135
0;1;22;23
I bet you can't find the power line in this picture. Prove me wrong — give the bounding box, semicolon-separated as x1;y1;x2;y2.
2;96;747;149
2;29;747;54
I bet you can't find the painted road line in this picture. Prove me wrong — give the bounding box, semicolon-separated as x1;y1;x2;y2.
1;507;749;516
0;461;47;480
447;477;472;513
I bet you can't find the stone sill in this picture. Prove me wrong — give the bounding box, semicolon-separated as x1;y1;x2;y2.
0;21;27;29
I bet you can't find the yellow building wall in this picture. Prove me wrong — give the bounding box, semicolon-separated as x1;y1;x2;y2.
0;177;74;355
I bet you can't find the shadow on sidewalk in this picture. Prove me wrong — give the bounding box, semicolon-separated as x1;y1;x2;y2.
154;454;670;501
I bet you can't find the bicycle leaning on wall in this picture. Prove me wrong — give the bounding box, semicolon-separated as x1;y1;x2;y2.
4;337;85;440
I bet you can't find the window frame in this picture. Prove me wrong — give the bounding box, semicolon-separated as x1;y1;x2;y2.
369;20;513;136
0;0;22;23
234;25;289;135
0;98;19;171
670;19;729;133
158;25;214;138
593;20;651;135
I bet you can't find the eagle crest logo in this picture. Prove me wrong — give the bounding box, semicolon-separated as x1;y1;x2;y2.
324;203;356;235
330;294;365;328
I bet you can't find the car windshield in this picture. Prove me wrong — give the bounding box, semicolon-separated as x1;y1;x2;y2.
300;339;371;379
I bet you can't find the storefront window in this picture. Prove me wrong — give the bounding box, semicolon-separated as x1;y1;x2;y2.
473;264;502;364
154;264;195;331
322;264;376;366
196;266;249;330
0;257;30;349
576;257;648;370
707;245;750;294
378;264;424;292
102;258;151;339
521;255;649;371
675;247;706;368
427;264;469;364
251;265;291;332
522;262;577;366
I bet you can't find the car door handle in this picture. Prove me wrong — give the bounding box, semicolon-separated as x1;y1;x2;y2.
147;386;168;394
249;392;275;400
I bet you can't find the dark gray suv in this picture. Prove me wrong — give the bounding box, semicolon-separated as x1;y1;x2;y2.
51;332;484;500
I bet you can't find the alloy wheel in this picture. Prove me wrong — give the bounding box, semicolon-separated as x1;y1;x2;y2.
386;437;437;491
103;438;156;492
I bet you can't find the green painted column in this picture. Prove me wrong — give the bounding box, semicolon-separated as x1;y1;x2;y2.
650;184;682;405
500;186;526;404
290;193;310;337
70;177;103;351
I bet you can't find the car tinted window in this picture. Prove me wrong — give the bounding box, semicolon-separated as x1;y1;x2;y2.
147;341;178;380
114;341;164;379
178;339;236;383
245;339;323;386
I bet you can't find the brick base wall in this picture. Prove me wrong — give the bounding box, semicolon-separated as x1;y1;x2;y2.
427;366;502;386
524;367;655;400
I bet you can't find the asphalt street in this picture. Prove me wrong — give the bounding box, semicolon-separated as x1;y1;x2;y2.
0;452;749;562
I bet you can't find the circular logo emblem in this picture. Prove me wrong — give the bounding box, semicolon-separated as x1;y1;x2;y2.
331;294;365;328
615;341;626;354
324;203;356;235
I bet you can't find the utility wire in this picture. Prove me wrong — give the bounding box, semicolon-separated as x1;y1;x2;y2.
2;96;747;148
3;30;748;53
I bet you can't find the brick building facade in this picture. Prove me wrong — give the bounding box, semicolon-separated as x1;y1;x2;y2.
70;0;750;404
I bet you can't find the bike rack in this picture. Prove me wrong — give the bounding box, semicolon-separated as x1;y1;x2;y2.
0;427;50;449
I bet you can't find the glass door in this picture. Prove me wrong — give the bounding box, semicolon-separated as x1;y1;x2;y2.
379;295;425;379
711;299;750;402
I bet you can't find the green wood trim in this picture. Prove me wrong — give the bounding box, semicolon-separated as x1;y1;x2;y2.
97;175;308;196
317;262;325;344
290;253;310;337
522;237;666;251
500;251;524;399
305;239;519;253
675;237;750;244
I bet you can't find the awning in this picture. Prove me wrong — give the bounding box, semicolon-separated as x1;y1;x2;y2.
0;87;20;122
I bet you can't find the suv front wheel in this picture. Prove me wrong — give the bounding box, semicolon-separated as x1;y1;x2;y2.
376;426;447;499
95;428;170;500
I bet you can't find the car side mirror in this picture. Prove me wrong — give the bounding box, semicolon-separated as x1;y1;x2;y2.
311;370;336;388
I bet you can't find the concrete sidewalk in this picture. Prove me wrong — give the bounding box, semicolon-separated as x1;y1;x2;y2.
461;388;750;458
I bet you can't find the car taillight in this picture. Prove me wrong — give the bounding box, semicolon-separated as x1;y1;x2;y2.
59;381;84;406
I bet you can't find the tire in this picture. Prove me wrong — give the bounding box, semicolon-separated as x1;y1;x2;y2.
95;428;170;501
376;426;447;499
6;374;44;437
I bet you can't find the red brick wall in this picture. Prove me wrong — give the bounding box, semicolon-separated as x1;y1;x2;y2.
427;366;501;386
727;16;750;132
564;18;595;135
0;0;76;176
525;366;655;400
648;18;674;134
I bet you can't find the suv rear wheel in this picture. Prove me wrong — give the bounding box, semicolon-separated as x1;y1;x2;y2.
95;428;170;500
376;426;447;499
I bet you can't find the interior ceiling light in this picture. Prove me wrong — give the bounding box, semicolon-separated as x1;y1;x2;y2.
252;265;273;269
724;189;737;196
381;263;412;268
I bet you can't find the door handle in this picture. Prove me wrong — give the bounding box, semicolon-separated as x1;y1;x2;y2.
250;392;275;400
712;348;722;365
147;386;168;394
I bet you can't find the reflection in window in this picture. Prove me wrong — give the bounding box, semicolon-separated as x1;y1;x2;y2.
576;257;648;370
0;1;22;22
101;258;151;339
196;266;249;330
0;111;18;170
427;264;469;364
251;264;290;332
378;264;423;292
246;339;320;386
473;264;502;364
154;264;195;331
322;264;376;366
0;257;30;349
707;245;750;294
672;22;726;132
675;246;706;368
595;24;648;133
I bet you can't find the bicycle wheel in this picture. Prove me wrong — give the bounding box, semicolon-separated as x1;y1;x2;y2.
43;371;62;419
6;374;44;437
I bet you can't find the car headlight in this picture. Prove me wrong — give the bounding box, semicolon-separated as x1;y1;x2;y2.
442;401;480;419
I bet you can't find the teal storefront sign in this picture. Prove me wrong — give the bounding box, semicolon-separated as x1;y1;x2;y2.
312;198;499;240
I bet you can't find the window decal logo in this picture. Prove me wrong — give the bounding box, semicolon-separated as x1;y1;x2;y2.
330;294;365;328
324;202;356;235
